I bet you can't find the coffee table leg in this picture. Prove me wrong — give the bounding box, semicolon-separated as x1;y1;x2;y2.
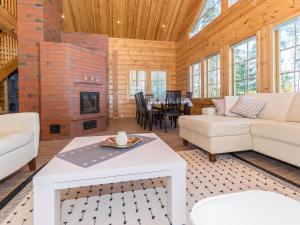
34;184;60;225
167;168;186;225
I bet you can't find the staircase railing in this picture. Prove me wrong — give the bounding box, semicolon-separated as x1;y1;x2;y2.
0;33;17;68
0;0;17;18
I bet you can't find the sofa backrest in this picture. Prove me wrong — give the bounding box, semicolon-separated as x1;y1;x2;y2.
252;93;295;121
286;93;300;122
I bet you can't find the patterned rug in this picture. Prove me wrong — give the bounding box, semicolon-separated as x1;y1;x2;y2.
1;150;300;225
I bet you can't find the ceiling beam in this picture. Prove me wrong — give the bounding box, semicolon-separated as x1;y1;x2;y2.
0;6;17;37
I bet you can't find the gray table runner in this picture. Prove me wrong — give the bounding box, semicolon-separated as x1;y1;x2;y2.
56;135;157;168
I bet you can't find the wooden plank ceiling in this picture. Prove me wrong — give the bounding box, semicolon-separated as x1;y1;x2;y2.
63;0;195;41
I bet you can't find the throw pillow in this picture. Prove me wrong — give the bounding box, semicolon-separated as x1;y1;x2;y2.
230;96;266;119
212;99;225;116
224;96;240;117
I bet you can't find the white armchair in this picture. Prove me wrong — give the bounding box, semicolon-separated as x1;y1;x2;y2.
0;112;40;180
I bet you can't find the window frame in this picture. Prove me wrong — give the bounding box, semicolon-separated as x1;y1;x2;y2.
274;16;300;93
189;62;202;99
150;71;168;100
230;36;258;96
128;69;169;99
228;0;239;7
129;70;147;97
204;53;221;98
189;0;222;38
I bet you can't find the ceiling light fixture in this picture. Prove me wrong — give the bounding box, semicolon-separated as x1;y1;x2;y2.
61;14;65;19
117;20;121;24
162;24;166;29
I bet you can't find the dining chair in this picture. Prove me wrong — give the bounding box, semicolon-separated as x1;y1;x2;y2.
162;90;182;133
134;93;140;123
136;92;148;129
145;94;154;102
186;91;192;100
137;92;162;131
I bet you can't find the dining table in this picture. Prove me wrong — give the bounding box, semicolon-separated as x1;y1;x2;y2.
146;98;193;131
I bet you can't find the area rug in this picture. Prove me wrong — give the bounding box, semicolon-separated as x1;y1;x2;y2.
1;150;300;225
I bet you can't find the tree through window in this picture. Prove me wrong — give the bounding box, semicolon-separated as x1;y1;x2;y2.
190;63;202;98
275;17;300;93
190;0;221;37
129;70;147;96
231;37;257;96
205;54;221;98
151;71;167;100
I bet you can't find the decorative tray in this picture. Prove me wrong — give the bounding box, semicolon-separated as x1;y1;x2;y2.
101;137;142;149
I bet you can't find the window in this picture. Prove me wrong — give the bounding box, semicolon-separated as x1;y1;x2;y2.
231;37;257;95
190;63;202;98
275;17;300;93
205;54;221;98
228;0;238;7
151;71;167;100
129;70;147;96
129;70;168;98
190;0;221;37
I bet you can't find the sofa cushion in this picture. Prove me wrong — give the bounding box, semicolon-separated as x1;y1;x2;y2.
179;115;254;137
286;93;300;122
0;130;34;156
230;96;266;119
251;120;300;146
212;99;225;116
251;93;295;121
225;96;240;117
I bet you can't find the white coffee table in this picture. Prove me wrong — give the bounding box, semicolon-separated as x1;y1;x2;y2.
33;133;186;225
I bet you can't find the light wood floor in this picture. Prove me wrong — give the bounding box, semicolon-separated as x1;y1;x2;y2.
233;151;300;186
0;118;299;203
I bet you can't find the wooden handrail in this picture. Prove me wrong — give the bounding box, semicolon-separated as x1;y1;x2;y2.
0;56;18;82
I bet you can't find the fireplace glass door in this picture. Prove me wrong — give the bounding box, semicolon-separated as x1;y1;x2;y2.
80;92;100;114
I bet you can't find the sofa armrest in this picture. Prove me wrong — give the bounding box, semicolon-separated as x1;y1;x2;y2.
0;112;40;156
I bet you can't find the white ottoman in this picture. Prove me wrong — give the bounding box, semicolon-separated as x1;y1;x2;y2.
190;190;300;225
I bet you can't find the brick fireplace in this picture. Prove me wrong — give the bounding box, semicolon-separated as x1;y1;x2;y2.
18;0;108;140
39;33;108;140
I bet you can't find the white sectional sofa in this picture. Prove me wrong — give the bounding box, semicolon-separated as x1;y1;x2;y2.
179;93;300;166
0;113;40;180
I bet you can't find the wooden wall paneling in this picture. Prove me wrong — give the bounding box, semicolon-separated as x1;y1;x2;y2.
0;79;8;113
221;0;228;14
256;30;262;93
112;50;119;118
109;38;176;118
220;45;230;97
175;0;300;99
